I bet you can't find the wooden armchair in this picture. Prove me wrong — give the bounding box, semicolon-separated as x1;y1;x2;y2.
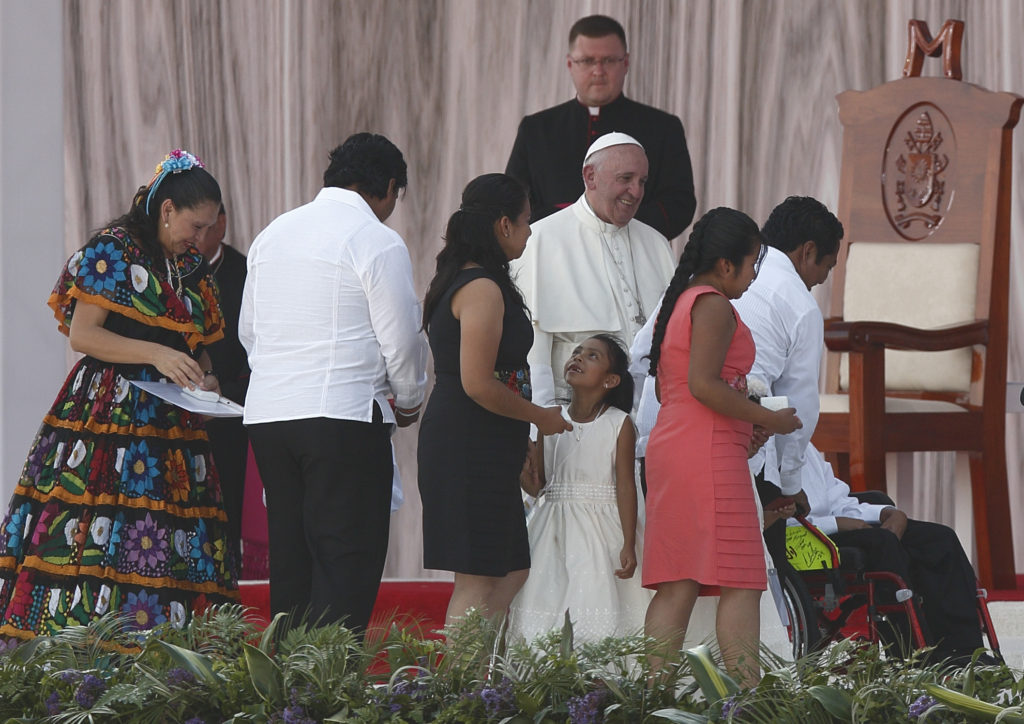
811;20;1023;589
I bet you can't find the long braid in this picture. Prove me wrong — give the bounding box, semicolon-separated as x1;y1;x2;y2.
647;208;761;376
647;213;713;376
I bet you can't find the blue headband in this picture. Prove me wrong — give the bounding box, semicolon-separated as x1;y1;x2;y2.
144;149;205;215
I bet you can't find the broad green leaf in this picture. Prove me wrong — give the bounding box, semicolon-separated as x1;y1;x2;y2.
9;635;48;665
926;684;1024;723
242;641;284;705
149;638;219;686
257;611;287;655
324;705;349;722
600;676;625;701
807;685;853;722
682;644;739;702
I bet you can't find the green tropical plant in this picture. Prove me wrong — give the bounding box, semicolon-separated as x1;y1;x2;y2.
0;604;1019;723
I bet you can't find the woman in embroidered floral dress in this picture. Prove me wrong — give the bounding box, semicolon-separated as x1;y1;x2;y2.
0;150;238;641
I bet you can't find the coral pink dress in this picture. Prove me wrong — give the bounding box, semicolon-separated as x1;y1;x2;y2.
642;286;766;591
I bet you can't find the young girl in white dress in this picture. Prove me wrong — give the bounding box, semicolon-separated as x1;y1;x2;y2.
508;334;652;645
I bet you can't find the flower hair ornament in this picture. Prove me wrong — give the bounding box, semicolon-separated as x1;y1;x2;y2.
144;149;205;215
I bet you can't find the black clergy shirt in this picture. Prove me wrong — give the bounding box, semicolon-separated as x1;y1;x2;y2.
505;94;696;240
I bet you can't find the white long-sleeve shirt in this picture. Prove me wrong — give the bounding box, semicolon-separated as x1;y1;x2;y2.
789;444;890;536
239;187;427;425
628;295;662;458
732;246;823;495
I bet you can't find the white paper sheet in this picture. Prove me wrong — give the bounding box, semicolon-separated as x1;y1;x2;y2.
130;380;244;417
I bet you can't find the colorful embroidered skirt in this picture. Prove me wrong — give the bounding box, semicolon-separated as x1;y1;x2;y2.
0;357;238;640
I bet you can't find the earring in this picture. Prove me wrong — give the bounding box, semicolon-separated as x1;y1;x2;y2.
164;222;169;228
504;231;510;238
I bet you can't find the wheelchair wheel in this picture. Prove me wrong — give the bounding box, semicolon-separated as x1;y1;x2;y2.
781;570;825;659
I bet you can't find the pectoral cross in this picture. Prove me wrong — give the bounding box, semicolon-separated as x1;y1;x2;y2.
634;313;647;325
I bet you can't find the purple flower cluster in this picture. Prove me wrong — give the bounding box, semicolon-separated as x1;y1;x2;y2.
567;688;608;724
268;688;318;724
268;705;316;724
720;694;746;720
0;637;19;657
379;678;431;713
166;667;196;687
466;678;517;719
45;692;61;715
74;673;107;708
184;718;205;724
909;694;938;719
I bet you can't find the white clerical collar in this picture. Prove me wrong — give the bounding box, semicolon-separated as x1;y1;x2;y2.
575;195;629;235
588;105;601;115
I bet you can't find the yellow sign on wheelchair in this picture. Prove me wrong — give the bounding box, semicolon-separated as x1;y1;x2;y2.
786;524;840;571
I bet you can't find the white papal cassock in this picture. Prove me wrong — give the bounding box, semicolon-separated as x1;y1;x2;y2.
511;195;676;407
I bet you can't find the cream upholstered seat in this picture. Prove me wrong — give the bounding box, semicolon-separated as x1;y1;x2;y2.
810;19;1023;588
818;394;966;415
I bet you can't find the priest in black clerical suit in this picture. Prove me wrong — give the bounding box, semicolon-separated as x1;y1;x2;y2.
505;15;696;240
198;205;250;570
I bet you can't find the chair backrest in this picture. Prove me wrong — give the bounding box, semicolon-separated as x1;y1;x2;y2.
824;20;1022;406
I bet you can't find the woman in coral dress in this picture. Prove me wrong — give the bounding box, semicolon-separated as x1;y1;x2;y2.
642;208;801;685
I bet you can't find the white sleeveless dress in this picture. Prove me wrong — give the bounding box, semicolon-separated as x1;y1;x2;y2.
508;406;654;645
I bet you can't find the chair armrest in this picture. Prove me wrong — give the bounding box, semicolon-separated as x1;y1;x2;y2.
822;319;988;353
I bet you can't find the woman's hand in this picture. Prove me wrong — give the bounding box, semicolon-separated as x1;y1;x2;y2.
152;347;205;389
519;441;542;497
765;407;802;435
747;424;770;458
536;406;573;436
615;544;637;579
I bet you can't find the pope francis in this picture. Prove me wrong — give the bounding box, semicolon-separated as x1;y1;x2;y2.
511;132;676;407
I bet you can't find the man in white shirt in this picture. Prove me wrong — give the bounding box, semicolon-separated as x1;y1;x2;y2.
511;132;675;407
732;196;844;511
240;133;427;634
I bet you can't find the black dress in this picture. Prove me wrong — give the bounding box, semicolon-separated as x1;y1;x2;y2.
418;267;533;576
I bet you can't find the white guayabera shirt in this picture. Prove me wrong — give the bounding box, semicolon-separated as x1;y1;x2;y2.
732;247;824;496
239;187;427;427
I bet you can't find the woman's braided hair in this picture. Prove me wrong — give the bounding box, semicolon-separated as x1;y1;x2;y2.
647;207;762;376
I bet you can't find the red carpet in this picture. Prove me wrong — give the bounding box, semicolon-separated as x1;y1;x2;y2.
239;579;454;635
239;576;1024;632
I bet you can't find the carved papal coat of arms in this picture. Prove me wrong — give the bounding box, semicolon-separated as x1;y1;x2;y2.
882;104;956;240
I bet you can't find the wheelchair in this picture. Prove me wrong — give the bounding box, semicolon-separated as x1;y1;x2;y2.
765;493;1003;663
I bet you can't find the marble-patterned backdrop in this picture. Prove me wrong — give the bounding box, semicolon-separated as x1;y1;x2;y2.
62;0;1024;579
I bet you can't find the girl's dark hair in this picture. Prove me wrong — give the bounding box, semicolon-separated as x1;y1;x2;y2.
422;173;528;329
590;333;634;413
647;207;763;377
100;167;222;264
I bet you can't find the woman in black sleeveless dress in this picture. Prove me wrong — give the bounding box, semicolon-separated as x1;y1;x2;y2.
418;174;571;626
